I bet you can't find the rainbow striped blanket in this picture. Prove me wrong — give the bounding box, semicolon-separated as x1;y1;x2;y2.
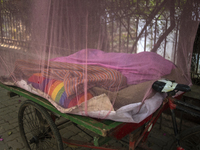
27;73;93;108
13;60;127;108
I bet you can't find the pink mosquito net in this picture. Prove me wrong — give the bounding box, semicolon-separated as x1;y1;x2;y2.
0;0;199;123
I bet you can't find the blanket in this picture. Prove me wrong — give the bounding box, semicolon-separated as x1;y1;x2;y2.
51;49;176;85
28;73;93;108
12;59;127;99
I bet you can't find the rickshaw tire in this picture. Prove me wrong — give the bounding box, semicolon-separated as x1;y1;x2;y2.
18;100;64;150
166;125;200;150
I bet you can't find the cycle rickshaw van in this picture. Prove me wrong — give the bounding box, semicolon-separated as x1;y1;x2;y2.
0;0;200;149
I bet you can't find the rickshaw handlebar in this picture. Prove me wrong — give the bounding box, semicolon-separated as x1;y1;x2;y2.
152;79;191;94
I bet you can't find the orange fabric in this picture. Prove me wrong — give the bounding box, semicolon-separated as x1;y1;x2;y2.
28;73;44;83
44;79;56;93
78;92;93;105
68;92;93;108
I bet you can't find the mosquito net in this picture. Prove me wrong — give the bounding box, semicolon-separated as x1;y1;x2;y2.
0;0;199;123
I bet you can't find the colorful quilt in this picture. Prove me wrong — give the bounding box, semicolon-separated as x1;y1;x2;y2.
28;73;93;108
13;60;127;99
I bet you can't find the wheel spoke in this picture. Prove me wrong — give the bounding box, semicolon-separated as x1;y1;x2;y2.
23;107;40;138
18;100;64;150
168;126;200;150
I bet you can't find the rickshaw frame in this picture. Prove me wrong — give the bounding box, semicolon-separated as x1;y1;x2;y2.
0;82;199;150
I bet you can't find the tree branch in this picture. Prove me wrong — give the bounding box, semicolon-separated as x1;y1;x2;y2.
151;0;175;52
130;0;168;53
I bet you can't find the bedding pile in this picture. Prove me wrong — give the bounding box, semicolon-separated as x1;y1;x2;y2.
0;49;188;123
0;0;199;125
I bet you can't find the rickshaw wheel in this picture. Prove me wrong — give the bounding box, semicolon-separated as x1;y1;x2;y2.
18;100;64;150
167;125;200;150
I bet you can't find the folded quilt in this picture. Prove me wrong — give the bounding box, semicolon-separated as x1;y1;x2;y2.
28;73;93;108
13;59;127;99
51;49;176;85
